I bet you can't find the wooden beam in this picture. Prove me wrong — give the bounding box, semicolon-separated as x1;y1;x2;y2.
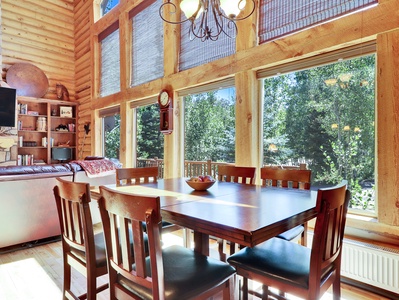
376;29;399;226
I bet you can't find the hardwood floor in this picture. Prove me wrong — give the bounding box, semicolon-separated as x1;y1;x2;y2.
0;230;391;300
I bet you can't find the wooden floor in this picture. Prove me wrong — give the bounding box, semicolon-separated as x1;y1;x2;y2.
0;230;391;300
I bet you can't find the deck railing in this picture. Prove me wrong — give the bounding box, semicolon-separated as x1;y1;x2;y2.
136;158;307;179
136;158;232;179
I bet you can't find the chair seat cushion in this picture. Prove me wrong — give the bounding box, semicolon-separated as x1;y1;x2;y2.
118;244;236;300
276;225;304;241
227;237;311;289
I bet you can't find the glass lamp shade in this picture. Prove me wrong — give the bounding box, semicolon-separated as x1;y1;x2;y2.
220;0;246;18
180;0;202;19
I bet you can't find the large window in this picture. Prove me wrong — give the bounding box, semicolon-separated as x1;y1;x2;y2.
131;0;164;87
136;103;164;164
101;0;119;16
100;27;120;97
262;54;376;213
101;106;120;160
184;87;236;163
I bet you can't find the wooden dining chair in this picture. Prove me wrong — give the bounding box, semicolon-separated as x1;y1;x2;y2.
98;185;236;300
116;166;158;186
261;167;312;246
217;165;256;261
228;181;350;300
116;167;181;235
53;177;108;300
217;165;256;185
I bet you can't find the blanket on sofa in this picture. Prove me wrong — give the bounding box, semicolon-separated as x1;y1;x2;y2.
71;159;116;178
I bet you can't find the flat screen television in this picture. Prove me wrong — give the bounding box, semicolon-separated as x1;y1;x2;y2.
0;87;17;127
52;147;72;162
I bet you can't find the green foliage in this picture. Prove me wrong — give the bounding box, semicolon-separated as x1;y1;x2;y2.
263;55;376;211
136;104;164;159
184;89;236;162
104;114;120;159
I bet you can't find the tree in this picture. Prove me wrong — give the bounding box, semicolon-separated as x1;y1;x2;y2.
184;89;236;162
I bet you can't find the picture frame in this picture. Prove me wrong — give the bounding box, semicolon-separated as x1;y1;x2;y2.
60;106;73;118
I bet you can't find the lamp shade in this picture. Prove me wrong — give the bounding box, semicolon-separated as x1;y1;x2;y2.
180;0;201;19
220;0;246;18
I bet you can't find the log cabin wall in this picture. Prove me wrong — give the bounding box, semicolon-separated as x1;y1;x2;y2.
1;0;75;101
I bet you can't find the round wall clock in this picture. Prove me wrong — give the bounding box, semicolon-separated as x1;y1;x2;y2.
158;89;171;108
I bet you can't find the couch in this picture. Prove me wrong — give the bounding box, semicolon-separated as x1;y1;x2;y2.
0;159;116;249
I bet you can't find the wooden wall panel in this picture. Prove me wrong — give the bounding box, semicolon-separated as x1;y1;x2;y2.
74;0;93;159
1;0;75;100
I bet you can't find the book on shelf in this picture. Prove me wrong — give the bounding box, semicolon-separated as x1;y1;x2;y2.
17;154;34;166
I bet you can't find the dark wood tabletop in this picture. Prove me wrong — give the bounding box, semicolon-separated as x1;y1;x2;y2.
100;178;318;255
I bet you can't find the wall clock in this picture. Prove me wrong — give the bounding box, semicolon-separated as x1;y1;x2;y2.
158;89;173;134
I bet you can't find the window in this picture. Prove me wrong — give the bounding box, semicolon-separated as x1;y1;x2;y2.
101;0;119;16
131;0;164;87
184;87;236;163
136;103;164;163
179;13;235;71
259;0;378;44
100;26;120;97
100;107;120;160
262;53;376;213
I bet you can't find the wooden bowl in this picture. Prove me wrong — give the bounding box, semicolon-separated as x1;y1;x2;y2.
185;180;215;191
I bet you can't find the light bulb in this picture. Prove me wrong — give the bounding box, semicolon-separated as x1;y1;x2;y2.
180;0;202;19
220;0;246;18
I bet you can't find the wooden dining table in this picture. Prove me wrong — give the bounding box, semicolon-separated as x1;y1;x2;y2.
95;178;318;256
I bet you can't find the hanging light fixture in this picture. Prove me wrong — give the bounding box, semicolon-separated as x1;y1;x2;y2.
159;0;256;41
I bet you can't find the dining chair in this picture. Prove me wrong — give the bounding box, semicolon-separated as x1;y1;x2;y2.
53;177;108;300
227;181;350;300
116;167;181;235
98;185;236;300
217;165;256;185
116;166;159;186
260;166;312;246
217;165;256;261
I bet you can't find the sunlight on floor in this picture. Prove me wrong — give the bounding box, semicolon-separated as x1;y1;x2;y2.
0;257;61;300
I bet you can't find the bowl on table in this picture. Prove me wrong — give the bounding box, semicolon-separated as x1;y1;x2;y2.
185;179;215;191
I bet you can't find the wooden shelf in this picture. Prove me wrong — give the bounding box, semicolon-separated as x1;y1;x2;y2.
17;96;78;165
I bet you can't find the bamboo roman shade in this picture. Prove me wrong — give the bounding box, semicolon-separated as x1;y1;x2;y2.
179;15;235;71
259;0;378;44
131;0;164;87
100;27;121;97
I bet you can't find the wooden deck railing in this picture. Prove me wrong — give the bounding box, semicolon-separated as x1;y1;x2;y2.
136;158;232;179
136;158;308;179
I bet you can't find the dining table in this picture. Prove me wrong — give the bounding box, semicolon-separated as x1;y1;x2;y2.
94;178;318;256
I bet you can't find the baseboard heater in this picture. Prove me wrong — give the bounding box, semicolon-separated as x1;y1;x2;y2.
341;238;399;297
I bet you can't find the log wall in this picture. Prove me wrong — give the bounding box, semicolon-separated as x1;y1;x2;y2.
1;0;75;100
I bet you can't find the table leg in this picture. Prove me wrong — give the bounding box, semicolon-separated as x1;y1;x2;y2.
193;231;209;256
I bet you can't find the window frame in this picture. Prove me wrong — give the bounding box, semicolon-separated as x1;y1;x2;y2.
258;43;377;217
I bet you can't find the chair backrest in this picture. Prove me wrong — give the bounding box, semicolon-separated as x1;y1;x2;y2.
260;167;311;189
98;186;164;297
217;165;256;185
116;167;158;186
53;177;96;267
309;181;350;293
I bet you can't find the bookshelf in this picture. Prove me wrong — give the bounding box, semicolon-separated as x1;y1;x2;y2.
17;96;78;165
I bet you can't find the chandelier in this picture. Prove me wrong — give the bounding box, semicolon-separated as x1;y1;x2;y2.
159;0;256;41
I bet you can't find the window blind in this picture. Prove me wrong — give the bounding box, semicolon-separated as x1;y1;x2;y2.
131;0;164;87
179;14;236;71
99;105;120;118
100;28;121;97
259;0;378;44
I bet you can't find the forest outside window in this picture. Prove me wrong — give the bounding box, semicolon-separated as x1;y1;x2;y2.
183;86;236;177
261;53;376;214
